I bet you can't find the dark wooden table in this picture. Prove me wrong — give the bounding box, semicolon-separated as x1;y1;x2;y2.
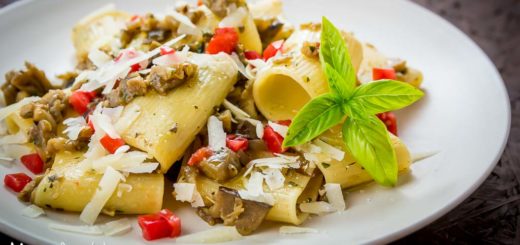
1;0;518;244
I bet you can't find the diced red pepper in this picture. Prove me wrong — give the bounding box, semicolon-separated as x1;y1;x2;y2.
262;125;286;153
377;112;398;136
244;50;261;60
160;46;176;55
130;15;140;22
372;67;397;80
226;134;249;152
130;63;141;72
69;91;96;114
277;120;292;126
100;134;125;154
187;147;213;166
20;153;44;174
4;173;32;193
87;115;95;132
197;0;203;6
158;209;182;238
206;27;239;55
263;40;284;60
138;214;172;241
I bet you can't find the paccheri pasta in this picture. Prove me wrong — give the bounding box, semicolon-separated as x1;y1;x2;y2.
0;0;424;241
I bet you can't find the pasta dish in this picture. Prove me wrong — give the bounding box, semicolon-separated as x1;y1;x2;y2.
0;0;424;241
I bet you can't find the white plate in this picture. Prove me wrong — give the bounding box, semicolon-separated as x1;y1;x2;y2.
0;0;510;244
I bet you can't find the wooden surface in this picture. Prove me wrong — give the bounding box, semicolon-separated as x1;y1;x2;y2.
0;0;518;244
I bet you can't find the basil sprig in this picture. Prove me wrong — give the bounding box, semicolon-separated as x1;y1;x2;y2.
283;17;424;186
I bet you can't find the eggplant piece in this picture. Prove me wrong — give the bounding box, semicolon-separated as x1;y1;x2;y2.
198;149;241;182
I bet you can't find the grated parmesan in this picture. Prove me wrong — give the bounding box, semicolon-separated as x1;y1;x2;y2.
176;226;243;243
207;116;227;151
21;205;45;218
324;183;346;211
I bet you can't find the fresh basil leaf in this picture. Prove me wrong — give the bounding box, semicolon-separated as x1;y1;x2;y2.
342;115;398;186
283;93;345;147
349;80;424;115
320;16;356;97
324;62;353;99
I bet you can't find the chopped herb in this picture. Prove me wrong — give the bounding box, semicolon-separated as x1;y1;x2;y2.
322;162;331;168
238;26;245;33
288;181;299;187
170;122;178;133
194;105;199;109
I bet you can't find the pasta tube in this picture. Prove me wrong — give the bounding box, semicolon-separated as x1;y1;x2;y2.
317;127;411;188
71;5;130;59
121;53;238;173
31;151;164;214
252;27;363;121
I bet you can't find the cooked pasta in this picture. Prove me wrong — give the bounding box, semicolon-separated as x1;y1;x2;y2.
0;0;425;241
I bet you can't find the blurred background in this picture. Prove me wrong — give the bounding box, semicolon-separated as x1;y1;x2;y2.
0;0;518;244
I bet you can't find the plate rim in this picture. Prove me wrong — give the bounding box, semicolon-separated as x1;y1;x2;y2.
0;0;511;244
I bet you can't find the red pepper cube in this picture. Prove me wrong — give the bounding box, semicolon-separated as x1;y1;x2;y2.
377;112;398;136
263;40;284;60
20;153;44;174
138;214;172;241
206;27;239;55
69;91;96;114
372;67;397;80
160;46;176;55
226;134;249;152
158;209;182;238
187;147;213;166
262;125;286;153
4;173;32;193
244;50;261;60
100;134;125;154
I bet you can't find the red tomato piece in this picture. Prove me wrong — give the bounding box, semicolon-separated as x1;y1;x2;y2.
206;27;239;55
20;153;44;174
130;63;141;72
4;173;32;193
262;125;286;153
244;50;261;60
263;40;284;60
69;91;97;114
372;67;397;80
130;15;140;22
100;134;125;154
138;214;172;241
226;134;249;152
277;120;292;126
158;209;182;238
197;0;203;6
187;147;213;166
160;46;176;55
377;112;398;136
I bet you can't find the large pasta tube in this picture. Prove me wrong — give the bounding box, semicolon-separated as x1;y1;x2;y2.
317;128;411;188
31;151;164;214
121;53;238;173
238;10;263;54
252;28;363;121
71;6;130;59
191;169;323;225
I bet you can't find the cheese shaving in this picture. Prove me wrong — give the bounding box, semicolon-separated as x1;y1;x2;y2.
279;226;318;234
262;168;284;190
229;53;252;79
299;201;336;214
268;121;288;138
207;116;227;151
324;183;345;211
167;10;202;38
88;48;112;68
244;118;263;138
99;218;132;236
314;139;345;161
176;226;243;243
238;172;275;205
21;205;45;218
80;166;123;225
62;116;88;140
114;104;141;133
174;183;205;207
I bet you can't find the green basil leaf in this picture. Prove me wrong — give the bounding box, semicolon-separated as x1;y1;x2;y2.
349;80;424;115
320;17;356;97
342;115;398;186
283;93;344;147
